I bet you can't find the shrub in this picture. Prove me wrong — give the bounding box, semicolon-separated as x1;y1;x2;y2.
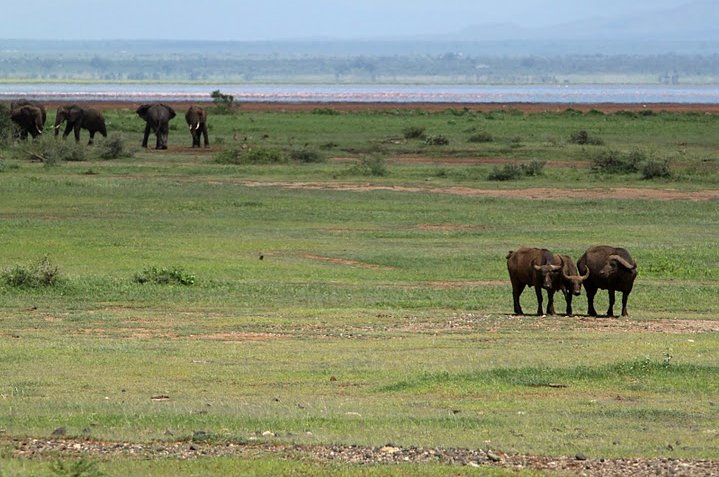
312;108;340;115
18;137;86;164
0;103;16;146
402;126;426;139
49;458;104;477
569;130;604;145
467;131;494;143
1;256;61;288
211;89;236;114
133;266;195;286
347;155;388;177
487;164;522;181
289;148;325;163
520;159;546;176
424;135;449;146
641;159;671;179
590;149;640;174
215;147;286;165
97;134;134;160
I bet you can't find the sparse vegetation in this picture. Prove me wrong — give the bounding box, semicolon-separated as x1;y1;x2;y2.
487;160;545;181
590;149;641;174
424;135;449;145
215;146;286;164
641;159;672;179
289;148;325;163
467;131;494;143
402;126;426;139
98;134;134;160
347;154;388;176
133;266;196;286
1;256;61;288
570;129;604;145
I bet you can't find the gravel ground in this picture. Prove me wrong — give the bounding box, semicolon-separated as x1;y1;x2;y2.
6;437;719;476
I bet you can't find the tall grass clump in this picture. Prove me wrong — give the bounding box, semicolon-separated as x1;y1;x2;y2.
569;130;604;145
487;160;545;181
133;266;196;286
640;159;672;179
18;136;86;164
289;148;325;163
97;134;135;160
467;131;494;143
1;256;61;288
215;146;286;165
589;149;640;174
402;126;426;139
346;155;388;176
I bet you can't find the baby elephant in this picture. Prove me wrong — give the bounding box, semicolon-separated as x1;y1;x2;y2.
54;105;107;145
185;105;209;148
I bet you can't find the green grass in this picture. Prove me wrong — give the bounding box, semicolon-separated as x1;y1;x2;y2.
1;107;718;475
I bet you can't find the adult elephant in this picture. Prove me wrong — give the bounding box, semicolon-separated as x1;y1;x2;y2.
185;105;209;148
53;105;107;145
10;103;45;139
136;103;176;149
11;99;47;126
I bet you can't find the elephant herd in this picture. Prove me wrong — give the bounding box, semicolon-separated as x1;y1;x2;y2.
8;99;209;149
506;245;638;318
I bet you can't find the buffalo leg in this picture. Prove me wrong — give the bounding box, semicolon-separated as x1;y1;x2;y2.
607;289;616;317
585;285;598;316
621;292;630;317
512;283;525;315
534;287;544;316
564;290;573;316
546;290;556;315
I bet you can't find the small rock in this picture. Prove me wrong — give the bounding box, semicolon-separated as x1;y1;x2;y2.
262;431;274;437
486;451;502;462
575;452;588;461
51;427;66;436
380;445;400;454
329;376;337;382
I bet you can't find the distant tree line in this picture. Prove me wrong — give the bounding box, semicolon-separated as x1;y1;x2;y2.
1;52;718;84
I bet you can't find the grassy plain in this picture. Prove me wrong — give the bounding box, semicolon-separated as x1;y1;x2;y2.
0;105;718;475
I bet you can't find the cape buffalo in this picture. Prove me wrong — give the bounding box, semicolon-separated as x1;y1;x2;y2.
577;246;637;317
555;254;590;316
506;247;562;316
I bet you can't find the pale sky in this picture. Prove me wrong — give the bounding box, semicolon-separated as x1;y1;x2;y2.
3;0;696;41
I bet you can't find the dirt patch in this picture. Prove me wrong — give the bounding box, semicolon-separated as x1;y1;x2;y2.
240;180;719;202
6;438;717;476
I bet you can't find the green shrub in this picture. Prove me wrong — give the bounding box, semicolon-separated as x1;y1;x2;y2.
590;149;640;174
641;159;671;179
312;108;340;115
569;130;604;145
18;137;86;164
97;134;134;160
1;256;61;288
215;147;286;165
0;103;16;146
487;164;523;181
424;135;449;146
210;90;236;114
49;458;104;477
289;148;325;163
402;126;426;139
520;159;546;176
467;131;494;143
133;266;195;286
347;155;388;176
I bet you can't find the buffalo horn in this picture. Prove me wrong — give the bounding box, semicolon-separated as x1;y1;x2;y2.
609;255;636;270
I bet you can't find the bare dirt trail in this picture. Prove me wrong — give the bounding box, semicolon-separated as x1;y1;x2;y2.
239;180;719;201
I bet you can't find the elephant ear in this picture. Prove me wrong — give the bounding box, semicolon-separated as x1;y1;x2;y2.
166;105;177;120
67;106;83;123
136;104;152;118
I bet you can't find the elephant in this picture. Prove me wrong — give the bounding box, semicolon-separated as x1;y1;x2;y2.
136;103;176;149
10;102;46;139
185;105;209;148
53;105;107;145
10;100;46;139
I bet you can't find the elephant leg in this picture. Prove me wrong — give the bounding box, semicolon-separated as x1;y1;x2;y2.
73;124;82;143
585;286;598;317
142;123;152;148
534;286;544;316
621;291;630;317
202;124;209;147
607;289;616;317
88;131;96;145
511;282;525;315
63;123;73;140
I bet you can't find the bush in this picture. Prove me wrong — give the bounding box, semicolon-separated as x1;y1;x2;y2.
487;164;522;181
467;131;494;143
211;89;236;114
520;159;546;176
289;148;325;163
590;149;640;174
18;137;86;164
133;266;195;286
424;135;449;146
1;256;61;288
569;130;604;145
0;103;16;146
215;147;286;165
347;155;388;176
98;134;134;160
402;126;426;139
312;108;340;115
641;159;671;179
